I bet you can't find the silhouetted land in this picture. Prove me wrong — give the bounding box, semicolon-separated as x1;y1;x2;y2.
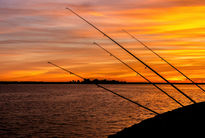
0;79;205;84
0;79;125;84
109;102;205;137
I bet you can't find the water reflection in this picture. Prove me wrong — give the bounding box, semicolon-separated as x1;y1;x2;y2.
0;84;205;137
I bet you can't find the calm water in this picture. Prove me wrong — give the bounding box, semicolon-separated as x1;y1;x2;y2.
0;84;205;137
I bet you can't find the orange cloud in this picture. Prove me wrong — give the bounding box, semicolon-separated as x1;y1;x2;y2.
0;0;205;82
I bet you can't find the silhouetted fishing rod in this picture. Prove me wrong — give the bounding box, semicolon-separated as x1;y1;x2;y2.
123;29;205;93
93;42;184;107
48;61;159;115
65;7;196;104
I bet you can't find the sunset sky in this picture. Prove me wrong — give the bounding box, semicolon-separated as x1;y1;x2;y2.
1;0;205;82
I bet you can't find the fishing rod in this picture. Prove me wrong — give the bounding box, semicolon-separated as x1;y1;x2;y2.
93;42;184;107
123;29;205;93
65;7;196;104
48;61;159;115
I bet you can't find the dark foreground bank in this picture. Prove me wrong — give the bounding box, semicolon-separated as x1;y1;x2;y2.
109;102;205;137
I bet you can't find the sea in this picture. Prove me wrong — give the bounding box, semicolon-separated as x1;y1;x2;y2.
0;84;205;137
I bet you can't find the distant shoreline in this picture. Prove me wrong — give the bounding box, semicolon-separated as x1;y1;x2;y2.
1;81;205;85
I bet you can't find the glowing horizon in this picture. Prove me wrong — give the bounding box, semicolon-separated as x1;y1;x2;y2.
1;0;205;83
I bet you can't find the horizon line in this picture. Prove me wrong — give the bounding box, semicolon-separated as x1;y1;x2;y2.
1;81;205;84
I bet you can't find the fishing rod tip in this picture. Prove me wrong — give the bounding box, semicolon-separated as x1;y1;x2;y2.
65;7;71;11
122;29;127;32
65;7;73;11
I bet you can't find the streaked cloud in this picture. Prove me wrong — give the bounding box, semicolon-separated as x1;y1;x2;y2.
0;0;205;82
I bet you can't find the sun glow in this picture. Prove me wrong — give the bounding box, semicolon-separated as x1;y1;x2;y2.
0;0;205;82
